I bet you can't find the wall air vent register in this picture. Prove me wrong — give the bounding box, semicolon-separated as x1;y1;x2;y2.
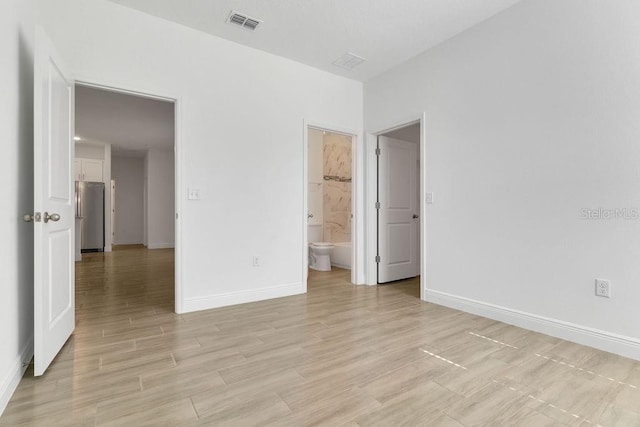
227;11;262;31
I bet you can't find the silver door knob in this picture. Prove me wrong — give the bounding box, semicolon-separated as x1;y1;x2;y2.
43;212;61;223
412;214;419;219
23;213;42;222
307;212;314;219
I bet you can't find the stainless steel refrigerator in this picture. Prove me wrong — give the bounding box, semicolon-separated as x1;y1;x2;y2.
76;181;105;252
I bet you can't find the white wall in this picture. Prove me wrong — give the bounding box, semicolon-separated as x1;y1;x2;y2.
111;156;144;245
365;0;640;358
0;0;35;415
36;0;363;312
146;149;174;249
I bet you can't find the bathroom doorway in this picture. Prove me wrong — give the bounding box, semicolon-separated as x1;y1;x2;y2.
305;126;356;285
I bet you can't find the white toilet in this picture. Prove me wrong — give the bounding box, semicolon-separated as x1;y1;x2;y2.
308;224;334;271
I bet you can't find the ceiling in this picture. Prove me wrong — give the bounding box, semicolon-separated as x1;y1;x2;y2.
107;0;522;81
75;85;174;157
384;123;420;143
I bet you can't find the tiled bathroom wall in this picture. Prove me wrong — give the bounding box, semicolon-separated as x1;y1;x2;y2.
323;133;352;243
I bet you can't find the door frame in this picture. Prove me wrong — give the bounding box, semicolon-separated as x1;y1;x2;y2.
365;113;427;299
302;120;364;289
110;179;116;244
74;77;184;313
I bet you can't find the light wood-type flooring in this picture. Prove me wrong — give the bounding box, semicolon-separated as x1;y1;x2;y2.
2;245;640;426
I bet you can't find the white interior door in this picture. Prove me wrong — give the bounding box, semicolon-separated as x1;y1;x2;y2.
33;27;75;376
377;136;419;283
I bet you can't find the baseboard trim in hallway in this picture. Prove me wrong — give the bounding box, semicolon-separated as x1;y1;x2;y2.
147;243;175;249
424;289;640;361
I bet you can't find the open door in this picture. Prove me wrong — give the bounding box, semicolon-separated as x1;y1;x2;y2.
377;136;419;283
31;27;75;376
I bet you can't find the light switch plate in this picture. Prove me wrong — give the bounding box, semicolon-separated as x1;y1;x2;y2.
425;192;434;204
187;188;200;200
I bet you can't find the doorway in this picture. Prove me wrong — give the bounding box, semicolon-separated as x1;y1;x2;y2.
367;119;424;296
304;125;358;287
74;83;179;307
75;83;176;251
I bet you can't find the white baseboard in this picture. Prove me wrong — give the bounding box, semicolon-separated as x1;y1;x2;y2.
424;289;640;361
182;282;304;313
113;240;143;246
0;336;33;417
147;243;175;249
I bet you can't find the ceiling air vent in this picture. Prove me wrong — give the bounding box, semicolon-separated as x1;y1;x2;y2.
227;11;262;31
332;52;367;71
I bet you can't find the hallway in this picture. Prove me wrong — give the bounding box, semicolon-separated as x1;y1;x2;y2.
1;247;639;425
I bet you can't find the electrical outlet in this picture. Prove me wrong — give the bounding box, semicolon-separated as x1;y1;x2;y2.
595;279;611;298
253;256;260;267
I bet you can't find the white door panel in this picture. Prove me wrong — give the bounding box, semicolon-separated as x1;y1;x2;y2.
33;27;75;376
388;151;412;208
49;230;72;323
378;136;419;283
387;223;412;264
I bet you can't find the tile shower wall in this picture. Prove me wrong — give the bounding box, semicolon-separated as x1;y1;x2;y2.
323;133;352;243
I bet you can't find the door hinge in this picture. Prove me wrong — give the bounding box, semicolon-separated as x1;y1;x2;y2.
375;255;381;263
375;147;381;156
375;201;380;209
